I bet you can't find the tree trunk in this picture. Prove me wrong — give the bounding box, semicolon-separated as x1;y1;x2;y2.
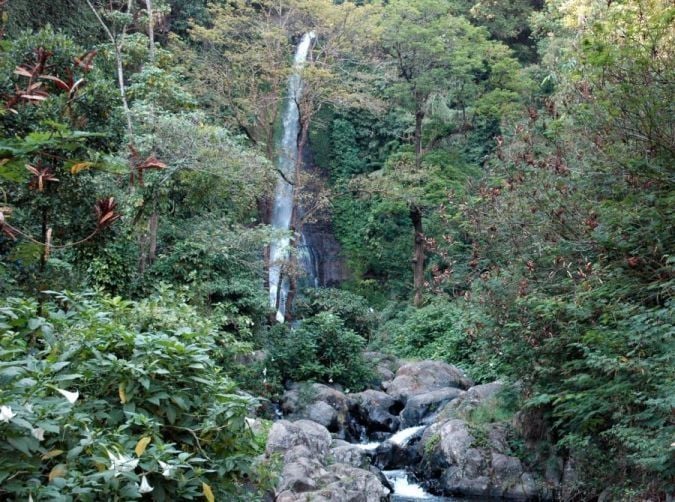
414;110;424;168
284;220;298;324
148;212;158;263
410;206;425;307
146;0;155;62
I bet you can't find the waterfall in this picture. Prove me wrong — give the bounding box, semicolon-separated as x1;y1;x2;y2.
269;32;316;323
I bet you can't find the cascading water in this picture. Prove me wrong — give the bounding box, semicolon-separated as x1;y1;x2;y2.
269;32;316;323
355;426;458;500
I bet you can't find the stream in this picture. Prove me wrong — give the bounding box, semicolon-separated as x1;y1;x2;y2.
356;426;460;501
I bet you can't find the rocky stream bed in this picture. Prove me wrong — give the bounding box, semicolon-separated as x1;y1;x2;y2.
261;357;574;501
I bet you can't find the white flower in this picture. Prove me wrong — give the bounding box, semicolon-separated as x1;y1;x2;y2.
28;495;33;502
56;388;79;404
0;405;16;423
31;427;45;441
138;475;153;494
158;461;174;478
108;451;139;476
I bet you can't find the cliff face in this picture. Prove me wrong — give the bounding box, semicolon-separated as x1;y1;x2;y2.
302;217;348;287
298;145;349;288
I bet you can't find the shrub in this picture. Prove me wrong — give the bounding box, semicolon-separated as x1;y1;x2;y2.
380;298;500;381
0;290;272;501
269;312;373;390
295;288;376;338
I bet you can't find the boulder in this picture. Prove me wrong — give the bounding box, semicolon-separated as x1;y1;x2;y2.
278;456;328;493
265;419;390;502
307;401;339;430
331;444;371;469
439;381;503;419
400;387;465;427
266;419;332;457
442;466;490;497
324;463;391;501
363;352;401;389
419;418;544;500
281;384;350;434
372;440;421;471
437;419;474;466
386;361;473;403
349;389;401;434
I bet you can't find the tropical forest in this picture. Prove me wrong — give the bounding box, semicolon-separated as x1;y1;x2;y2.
0;0;672;500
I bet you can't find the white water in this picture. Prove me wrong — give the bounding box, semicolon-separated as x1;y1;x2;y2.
355;441;381;451
384;470;433;500
269;32;316;322
354;426;448;500
389;425;426;446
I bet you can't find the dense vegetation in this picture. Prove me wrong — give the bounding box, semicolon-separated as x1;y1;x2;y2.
0;0;672;500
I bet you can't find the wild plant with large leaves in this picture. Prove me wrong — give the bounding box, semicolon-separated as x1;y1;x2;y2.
0;289;272;501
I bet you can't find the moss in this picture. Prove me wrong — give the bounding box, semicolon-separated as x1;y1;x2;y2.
424;432;441;456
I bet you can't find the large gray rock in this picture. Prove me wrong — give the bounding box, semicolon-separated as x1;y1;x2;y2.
400;387;465;427
363;352;401;389
331;444;371;469
266;419;332;457
324;463;391;501
349;389;401;434
419;418;543;500
437;381;503;422
307;401;339;430
282;384;350;434
265;420;390;501
386;361;473;403
278;456;328;493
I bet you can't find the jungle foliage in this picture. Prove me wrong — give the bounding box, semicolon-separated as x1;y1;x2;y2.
0;0;672;499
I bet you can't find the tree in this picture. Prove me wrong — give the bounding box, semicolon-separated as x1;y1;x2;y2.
0;29;124;295
437;0;675;495
374;0;524;306
188;0;294;161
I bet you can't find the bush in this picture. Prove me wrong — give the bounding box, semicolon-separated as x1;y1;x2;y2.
269;313;373;390
380;299;501;382
0;290;272;501
295;288;376;338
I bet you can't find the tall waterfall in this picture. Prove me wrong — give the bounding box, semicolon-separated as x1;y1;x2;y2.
269;32;316;323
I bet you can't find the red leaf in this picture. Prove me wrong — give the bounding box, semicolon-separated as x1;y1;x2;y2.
139;156;167;170
40;75;71;91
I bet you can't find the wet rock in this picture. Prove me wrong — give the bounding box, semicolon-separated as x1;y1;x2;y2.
386;361;473;403
400;387;465;427
373;440;421;470
442;466;490;497
349;389;401;434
